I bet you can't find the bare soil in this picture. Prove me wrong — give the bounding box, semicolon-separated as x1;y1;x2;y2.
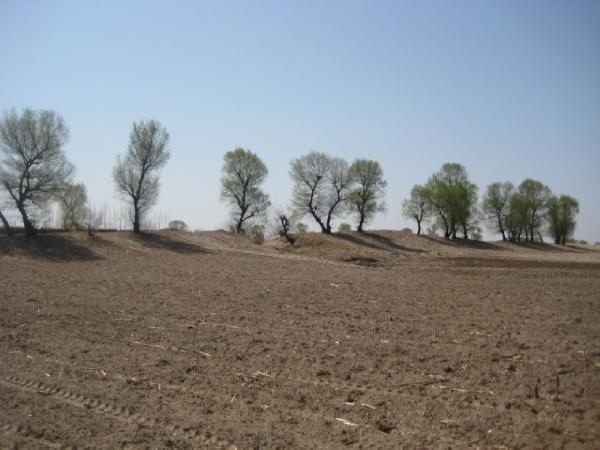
1;230;599;448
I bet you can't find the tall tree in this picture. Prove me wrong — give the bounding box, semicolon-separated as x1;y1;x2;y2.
546;194;579;245
518;178;551;241
0;108;74;236
402;184;429;234
290;152;353;233
348;159;386;232
113;120;170;234
402;184;428;235
220;148;270;234
504;191;528;241
58;182;87;230
424;163;478;239
482;181;514;241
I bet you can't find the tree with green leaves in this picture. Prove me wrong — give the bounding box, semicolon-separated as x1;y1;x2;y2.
58;182;87;230
482;181;514;241
504;191;528;241
290;152;353;233
113;119;170;234
424;163;478;239
0;108;74;236
348;159;386;232
546;194;579;244
402;184;428;235
518;178;551;241
220;148;270;234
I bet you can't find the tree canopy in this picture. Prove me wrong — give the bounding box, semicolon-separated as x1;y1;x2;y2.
0;108;74;235
220;148;270;234
348;159;386;232
113;119;170;233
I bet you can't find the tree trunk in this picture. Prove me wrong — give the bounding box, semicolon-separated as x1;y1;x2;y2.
416;218;421;235
0;209;13;236
357;210;365;233
308;208;327;234
236;210;245;234
462;225;468;240
133;202;141;234
497;214;506;241
16;204;36;236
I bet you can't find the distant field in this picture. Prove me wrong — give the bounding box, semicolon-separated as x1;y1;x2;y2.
1;231;599;448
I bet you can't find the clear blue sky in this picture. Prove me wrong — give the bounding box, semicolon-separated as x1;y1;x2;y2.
1;0;599;240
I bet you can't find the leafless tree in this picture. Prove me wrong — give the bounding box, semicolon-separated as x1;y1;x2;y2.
276;211;296;244
113;120;170;233
0;108;74;236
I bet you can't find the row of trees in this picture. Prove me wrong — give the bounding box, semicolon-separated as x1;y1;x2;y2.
0;108;581;245
401;163;580;244
219;150;387;236
0;109;171;236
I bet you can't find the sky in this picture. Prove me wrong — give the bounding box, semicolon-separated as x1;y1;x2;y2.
1;0;599;240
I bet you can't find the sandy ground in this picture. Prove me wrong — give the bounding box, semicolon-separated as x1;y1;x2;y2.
0;230;599;448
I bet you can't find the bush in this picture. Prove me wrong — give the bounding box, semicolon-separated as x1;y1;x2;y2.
296;223;308;234
338;222;351;232
250;224;265;244
169;220;188;231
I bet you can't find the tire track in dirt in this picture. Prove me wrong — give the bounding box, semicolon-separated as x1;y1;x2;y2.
0;372;368;445
0;418;63;448
0;342;451;399
0;375;231;448
0;345;398;437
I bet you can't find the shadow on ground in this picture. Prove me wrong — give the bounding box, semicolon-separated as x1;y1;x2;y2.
507;242;589;253
334;232;424;253
419;234;503;251
0;234;102;261
133;232;209;254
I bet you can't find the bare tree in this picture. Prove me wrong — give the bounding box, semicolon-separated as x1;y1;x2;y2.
273;208;297;245
402;184;428;235
348;159;386;232
290;152;353;234
0;108;74;236
220;148;270;234
113;120;170;234
58;182;87;230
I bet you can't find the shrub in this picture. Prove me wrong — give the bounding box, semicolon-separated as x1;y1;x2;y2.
250;224;265;244
169;220;188;231
296;223;308;234
338;222;351;232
